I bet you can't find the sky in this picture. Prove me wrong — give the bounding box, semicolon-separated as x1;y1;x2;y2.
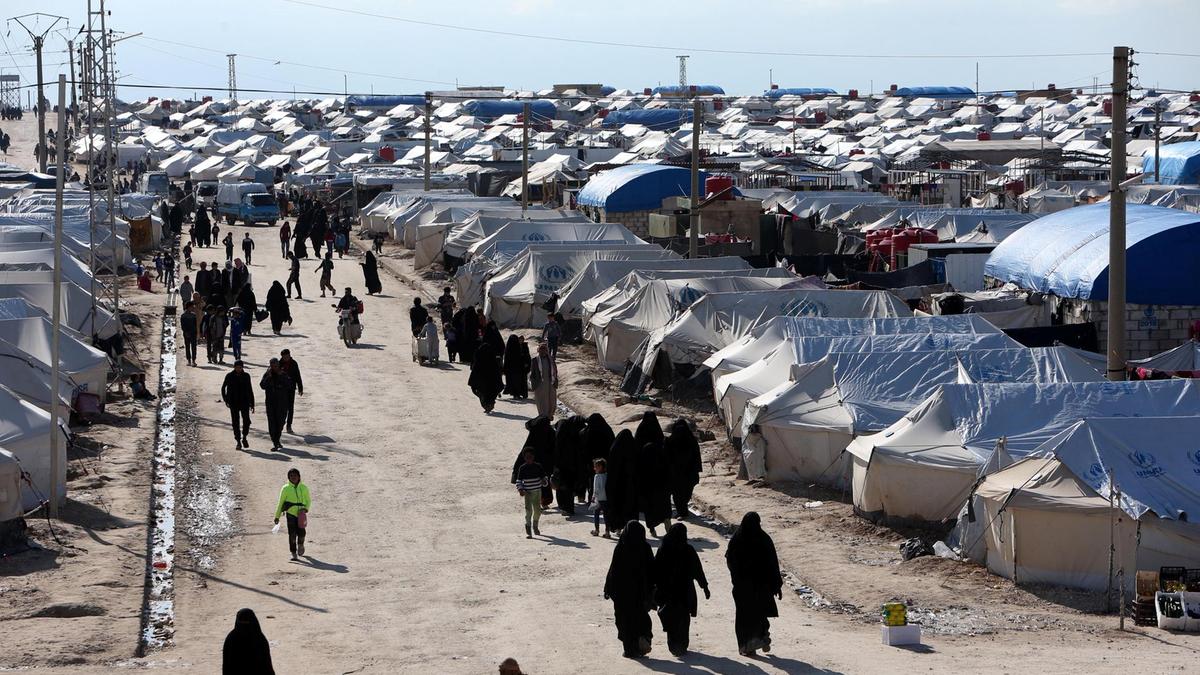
2;0;1198;102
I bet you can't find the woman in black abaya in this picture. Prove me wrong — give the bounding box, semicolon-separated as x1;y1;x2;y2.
552;415;586;515
222;608;275;674
603;521;655;659
360;250;382;295
653;523;710;657
725;511;784;657
512;416;556;485
263;281;291;335
634;412;672;536
468;339;504;412
665;419;702;520
502;335;531;399
578;413;614;502
605;429;639;532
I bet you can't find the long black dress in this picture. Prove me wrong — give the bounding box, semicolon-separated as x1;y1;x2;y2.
361;251;382;295
467;340;503;412
453;307;480;364
222;608;275;674
605;429;639;531
552;415;586;514
653;523;709;656
578;413;615;501
604;521;655;658
236;284;257;335
264;281;291;334
665;419;702;519
502;335;530;398
725;511;783;655
634;412;671;533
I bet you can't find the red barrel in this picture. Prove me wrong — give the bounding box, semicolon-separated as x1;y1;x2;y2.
705;175;735;200
378;146;396;162
977;131;991;141
1103;98;1113;116
918;229;939;244
814;111;827;124
891;231;914;269
848;89;858;99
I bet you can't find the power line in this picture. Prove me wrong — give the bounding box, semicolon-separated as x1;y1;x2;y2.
277;0;1115;61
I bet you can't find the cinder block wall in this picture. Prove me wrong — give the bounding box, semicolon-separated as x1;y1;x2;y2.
1064;300;1200;360
596;208;653;238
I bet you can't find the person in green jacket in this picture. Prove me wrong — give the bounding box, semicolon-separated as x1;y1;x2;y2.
273;468;311;561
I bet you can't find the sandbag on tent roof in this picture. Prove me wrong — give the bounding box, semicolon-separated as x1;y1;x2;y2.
704;314;1006;383
0;317;110;401
0;384;69;512
466;221;642;261
0;281;120;340
558;257;753;319
846;380;1200;524
590;274;802;372
441;210;587;260
713;331;1024;426
0;448;21;522
740;347;1105;486
484;244;679;327
968;417;1200;591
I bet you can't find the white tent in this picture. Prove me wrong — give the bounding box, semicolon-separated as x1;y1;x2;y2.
436;210;580;260
0;281;120;340
580;268;794;328
1129;340;1200;373
0;385;69;512
590;274;802;372
465;221;643;261
0;247;97;291
847;380;1200;524
484;245;680;327
704;314;1008;384
0;448;21;522
159;149;204;178
739;347;1105;485
0;337;79;411
557;257;753;319
969;417;1200;591
0;317;110;402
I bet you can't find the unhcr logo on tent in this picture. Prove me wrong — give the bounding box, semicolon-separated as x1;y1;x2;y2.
523;232;550;242
780;297;830;318
1128;449;1164;478
535;264;574;294
1187;448;1200;475
1084;462;1108;486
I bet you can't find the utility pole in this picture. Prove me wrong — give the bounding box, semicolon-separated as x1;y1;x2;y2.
226;54;237;100
10;13;66;173
66;39;77;124
689;96;702;259
791;103;797;153
676;55;689;90
1106;46;1130;382
423;91;432;192
49;74;67;518
99;0;120;318
521;102;530;216
1154;102;1162;182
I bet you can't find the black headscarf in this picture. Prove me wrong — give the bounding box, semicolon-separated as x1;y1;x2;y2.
605;429;639;530
512;416;555;482
634;411;664;448
665;419;702;492
604;521;653;605
637;441;672;529
503;334;523;366
482;321;504;358
725;512;783;601
222;608;274;675
553;415;587;494
237;283;257;316
581;413;614;462
468;340;503;397
264;281;289;317
654;522;708;617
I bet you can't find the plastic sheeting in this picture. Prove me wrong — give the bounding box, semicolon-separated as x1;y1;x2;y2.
558;257;752;319
984;204;1200;304
1145;141;1200;185
577;164;708;213
462;99;557;122
440;210;582;260
847;380;1200;522
601;109;694;131
466;221;643;261
0;448;20;522
0;384;69;512
0;317;110;402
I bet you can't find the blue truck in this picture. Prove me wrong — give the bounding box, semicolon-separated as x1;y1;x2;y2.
215;182;280;226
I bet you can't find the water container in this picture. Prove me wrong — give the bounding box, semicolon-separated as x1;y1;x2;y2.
918;229;939;244
705;175;735;200
848;89;858;99
643;87;653;96
378;146;396;162
1103;98;1113;116
977;131;991;141
892;231;915;255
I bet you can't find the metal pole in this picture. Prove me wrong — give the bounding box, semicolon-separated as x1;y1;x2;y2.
521;102;530;217
423;92;432;192
689;97;702;259
1106;46;1129;382
67;39;77;125
34;37;47;172
101;6;120;320
49;75;67;518
1154;104;1161;182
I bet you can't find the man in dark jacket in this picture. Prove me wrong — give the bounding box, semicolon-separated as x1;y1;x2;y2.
180;301;199;366
279;349;303;434
260;358;294;451
241;233;255;265
221;360;255;449
194;262;212;298
409;298;429;337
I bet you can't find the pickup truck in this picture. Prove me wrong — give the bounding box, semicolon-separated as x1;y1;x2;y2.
215;181;280;226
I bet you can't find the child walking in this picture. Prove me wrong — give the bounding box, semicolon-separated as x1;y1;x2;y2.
514;448;548;539
591;458;610;538
273;467;311;561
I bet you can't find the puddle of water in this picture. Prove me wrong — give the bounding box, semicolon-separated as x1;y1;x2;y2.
180;463;236;570
140;314;177;652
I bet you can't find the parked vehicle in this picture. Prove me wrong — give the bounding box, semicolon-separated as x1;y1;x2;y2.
215;181;279;226
195;181;219;208
140;170;170;197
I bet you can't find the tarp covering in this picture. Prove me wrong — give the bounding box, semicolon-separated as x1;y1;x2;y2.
601;109;694;131
894;86;975;98
466;221;644;261
558;257;752;319
763;88;838;98
0;384;69;512
1145;141;1200;185
462;99;557;121
578;164;708;213
0;317;110;402
652;85;725;96
847;380;1200;522
0;448;20;522
441;210;585;260
1129;340;1200;373
984;204;1200;304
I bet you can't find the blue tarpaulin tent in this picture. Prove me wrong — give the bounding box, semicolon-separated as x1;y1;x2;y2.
462;99;557;122
345;95;426;108
763;88;838;98
578;164;710;213
893;86;975;99
984;203;1200;304
1145;141;1200;185
601;109;693;131
652;85;725;97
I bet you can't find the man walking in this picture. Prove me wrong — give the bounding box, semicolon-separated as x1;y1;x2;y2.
315;253;335;298
514;448;548;538
180;301;199;366
241;233;255;265
541;313;562;360
273;467;311;561
279;349;303;434
530;343;558;419
409;297;429;337
260;358;294;451
286;252;302;299
221;360;255;449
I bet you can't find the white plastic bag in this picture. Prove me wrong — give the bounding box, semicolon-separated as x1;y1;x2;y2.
271;521;281;535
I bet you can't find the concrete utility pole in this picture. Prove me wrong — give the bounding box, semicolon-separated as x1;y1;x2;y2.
521;102;530;216
689;96;702;259
10;13;66;172
49;74;67;518
1106;46;1130;382
423;92;432;192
